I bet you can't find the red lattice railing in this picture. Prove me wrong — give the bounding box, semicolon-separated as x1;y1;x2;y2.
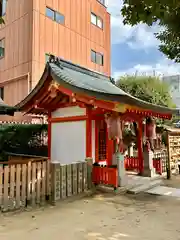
98;120;107;161
153;151;167;173
124;156;163;175
153;158;162;175
124;156;140;172
93;155;164;189
92;166;118;189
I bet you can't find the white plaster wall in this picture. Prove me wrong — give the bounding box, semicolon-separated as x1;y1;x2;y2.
51;121;86;164
52;106;86;118
92;120;95;163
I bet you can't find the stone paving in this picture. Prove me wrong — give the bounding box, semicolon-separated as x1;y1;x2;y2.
147;185;180;197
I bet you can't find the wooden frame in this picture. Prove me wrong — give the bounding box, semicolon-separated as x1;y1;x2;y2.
95;118;110;164
48;106;92;161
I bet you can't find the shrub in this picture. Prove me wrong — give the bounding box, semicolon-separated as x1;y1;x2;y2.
0;124;48;161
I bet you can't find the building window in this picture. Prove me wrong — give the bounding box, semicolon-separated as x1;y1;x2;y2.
0;0;7;17
91;50;104;66
46;7;55;20
91;50;96;63
97;0;106;6
91;13;97;25
0;38;5;58
46;7;65;25
91;12;103;29
55;12;65;24
97;17;103;29
96;52;104;65
0;87;4;100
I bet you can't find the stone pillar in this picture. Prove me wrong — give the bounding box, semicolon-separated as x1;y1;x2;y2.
85;157;93;189
116;152;127;187
51;163;61;205
128;144;134;156
142;150;156;177
112;153;117;165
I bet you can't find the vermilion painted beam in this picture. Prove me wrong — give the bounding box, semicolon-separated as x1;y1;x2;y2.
58;85;116;111
24;91;50;114
126;109;171;120
120;112;143;122
49;115;88;123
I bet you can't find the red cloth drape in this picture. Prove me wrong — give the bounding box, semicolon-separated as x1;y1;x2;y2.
105;115;123;140
146;119;156;139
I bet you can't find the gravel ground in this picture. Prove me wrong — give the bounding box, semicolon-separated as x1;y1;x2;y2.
0;191;180;240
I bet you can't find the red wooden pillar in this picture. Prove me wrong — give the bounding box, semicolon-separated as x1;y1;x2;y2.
48;111;51;160
95;119;99;163
137;119;143;173
86;107;92;158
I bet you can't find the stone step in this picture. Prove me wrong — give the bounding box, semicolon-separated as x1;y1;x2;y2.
146;186;180;197
125;182;144;191
125;176;162;191
127;179;163;194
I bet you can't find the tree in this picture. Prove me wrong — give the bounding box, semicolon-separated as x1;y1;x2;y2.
116;75;176;150
116;75;175;108
121;0;180;62
0;17;4;24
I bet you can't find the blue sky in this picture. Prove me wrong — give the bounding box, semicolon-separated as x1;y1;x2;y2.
107;0;180;79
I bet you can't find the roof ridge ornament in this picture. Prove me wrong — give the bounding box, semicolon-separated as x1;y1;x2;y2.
48;81;59;98
110;77;115;85
48;54;63;69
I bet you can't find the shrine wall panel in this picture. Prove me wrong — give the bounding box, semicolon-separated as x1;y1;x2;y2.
51;106;86;118
51;121;86;164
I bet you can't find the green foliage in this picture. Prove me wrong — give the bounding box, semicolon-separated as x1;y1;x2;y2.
116;75;175;108
117;75;175;140
0;124;48;161
0;17;4;24
121;0;180;62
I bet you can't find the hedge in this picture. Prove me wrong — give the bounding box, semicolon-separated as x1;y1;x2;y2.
0;124;48;161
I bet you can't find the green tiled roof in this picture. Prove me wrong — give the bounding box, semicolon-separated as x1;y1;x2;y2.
17;57;180;116
50;59;178;115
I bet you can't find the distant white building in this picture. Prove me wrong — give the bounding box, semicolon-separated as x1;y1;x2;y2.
162;75;180;107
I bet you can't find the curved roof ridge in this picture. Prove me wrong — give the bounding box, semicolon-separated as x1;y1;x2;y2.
16;55;180;116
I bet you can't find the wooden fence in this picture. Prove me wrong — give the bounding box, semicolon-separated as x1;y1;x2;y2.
0;159;91;212
0;159;50;212
51;161;91;204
